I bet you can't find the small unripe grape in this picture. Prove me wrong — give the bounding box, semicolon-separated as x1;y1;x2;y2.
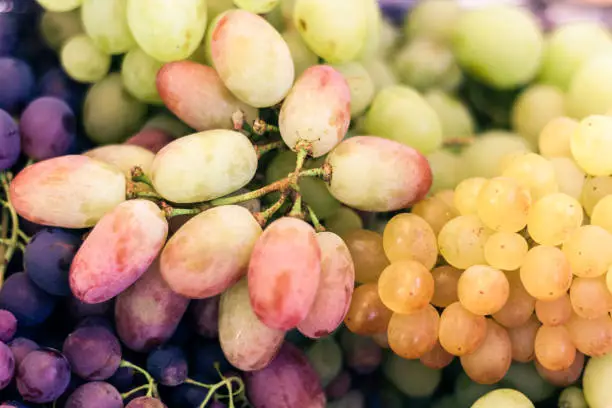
382;213;438;269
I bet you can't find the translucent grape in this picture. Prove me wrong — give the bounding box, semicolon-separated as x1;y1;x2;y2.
362;59;398;93
520;246;572;301
387;304;439;359
344;283;392;335
17;349;71;403
210;10;294;107
382;213;437;269
37;0;82;12
569;276;612;320
119;48;163;104
438;215;492;269
458;265;509;316
571;115;612;176
411;196;457;235
324;207;363;236
534;325;576;371
461;131;532;179
471;389;534;408
476;177;531;233
330;62;375;118
581;176;612;216
282;28;318;78
566;313;612;357
538;117;578;158
378;260;434;314
63;325;121;380
424;90;474;142
502;152;558;201
364;85;443;155
527;193;583;246
39;10;83;51
484;232;528;272
536;352;584;387
439;301;487;356
419;341;454;370
430;265;461;308
83;144;154;178
492;270;536;329
279;65;350;157
383;355;442;398
404;0;460;43
567;53;612;119
507;316;540;362
454;177;487;215
535;294;573;327
583;352;612;408
461;319;512;385
557;386;588;408
81;0;135;54
60;34;111;83
341;229;388;283
591;195;612;234
426;149;462;194
65;382;123;408
550;158;586;200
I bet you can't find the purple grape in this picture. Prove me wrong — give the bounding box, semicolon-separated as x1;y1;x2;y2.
190;296;219;339
37;68;83;110
16;349;71;403
8;338;38;367
75;316;115;332
168;383;209;408
0;402;31;408
65;381;123;408
146;346;188;386
24;228;81;296
19;97;76;160
0;341;14;390
68;297;112;320
62;325;122;381
0;109;20;171
0;14;18;56
0;272;56;326
0;58;34;113
125;397;167;408
0;310;17;342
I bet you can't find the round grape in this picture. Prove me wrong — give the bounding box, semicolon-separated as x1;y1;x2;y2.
460;319;512;385
458;265;510;316
65;381;123;408
507;316;540;363
527;193;583;246
0;272;56;326
0;310;16;343
492;270;535;329
382;213;438;269
62;326;122;380
0;109;20;171
519;246;573;301
438;215;492;269
387;304;439;360
342;229;389;283
344;283;392;336
438;302;487;356
17;349;71;403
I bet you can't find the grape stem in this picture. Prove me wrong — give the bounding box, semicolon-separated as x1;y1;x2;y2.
254;141;285;159
289;192;303;218
307;205;325;232
253;192;287;226
17;229;29;244
120;360;159;398
0;173;19;287
130;167;155;189
252;118;279;136
121;384;150;400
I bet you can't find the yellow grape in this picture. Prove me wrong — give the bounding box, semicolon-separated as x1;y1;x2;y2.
37;0;82;12
471;389;534;408
344;283;392;335
387;304;439;359
538;117;578;158
535;351;584;387
83;144;155;178
60;34;111;84
411;196;457;236
492;270;536;329
507;315;540;362
484;232;528;271
591;195;612;234
378;260;434;314
454;177;487;216
324;207;363;237
81;0;136;55
502;152;558;201
430;265;461;308
438;215;493;269
535;294;573;327
566;313;612;357
563;226;612;278
534;325;576;371
571;115;612;176
567;54;612;119
569;276;612;320
404;0;460;43
580;176;612;216
527;193;583;246
460;319;512;385
476;177;532;233
550;158;586;200
458;265;510;316
419;340;454;370
438;301;487;356
382;213;438;269
435;189;457;211
341;229;389;283
520;246;573;301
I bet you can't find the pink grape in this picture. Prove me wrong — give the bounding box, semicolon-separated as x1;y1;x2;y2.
115;258;189;352
125;397;167;408
157;61;257;131
279;65;351;157
298;232;355;338
160;205;262;298
325;136;432;212
9;155;126;228
69;199;168;304
219;279;285;371
124;128;174;154
248;217;321;331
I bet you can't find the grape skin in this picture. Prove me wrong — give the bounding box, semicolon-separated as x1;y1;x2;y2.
460;319;512;385
387;304;440;359
507;316;540;363
0;273;56;327
458;265;510;316
17;349;71;403
535;352;584;387
382;213;438;269
492;270;536;329
341;229;388;284
60;34;111;84
519;246;573;301
81;0;136;55
535;294;573;327
83;144;155;178
62;325;122;380
124;128;174;154
439;302;487;357
534;325;576;371
438;215;492;269
0;341;14;390
344;283;392;336
65;382;123;408
378;260;434;314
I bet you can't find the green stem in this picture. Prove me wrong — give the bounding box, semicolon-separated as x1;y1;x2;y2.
25;158;35;167
120;360;158;398
253;118;280;135
289;193;302;218
253;193;287;226
185;378;214;389
17;229;29;244
0;174;18;287
307;206;325;232
298;167;325;178
134;191;163;201
254;141;284;158
164;207;204;218
121;384;150;399
210;179;286;207
131;167;155;189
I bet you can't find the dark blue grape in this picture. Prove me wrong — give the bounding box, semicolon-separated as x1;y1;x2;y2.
125;396;167;408
0;341;15;390
107;365;134;392
191;341;232;382
7;338;38;367
19;97;76;160
0;109;20;171
190;296;219;339
0;272;56;326
0;58;34;113
24;228;81;296
16;349;71;403
37;68;83;110
68;297;112;320
62;325;122;381
146;346;188;386
167;383;209;408
0;14;18;56
65;381;123;408
0;310;17;342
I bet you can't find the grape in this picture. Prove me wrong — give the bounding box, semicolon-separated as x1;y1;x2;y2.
534;325;576;371
387;304;439;359
37;67;83;111
246;343;326;408
298;232;355;338
536;352;584;387
81;0;135;54
382;213;437;269
438;215;492;269
355;0;381;61
453;5;543;89
364;85;442;155
419;341;454;370
39;9;83;51
325;370;351;400
583;352;612;408
330;62;375;118
424;90;474;141
209;10;294;108
0;109;20;171
378;261;434;314
126;397;167;408
570;276;612;320
362;59;398;93
0;272;56;326
344;283;392;335
471;389;534;408
507;316;540;363
340;331;382;374
62;325;121;381
115;258;189;352
17;349;71;403
124;128;173;154
426;149;463;194
502;153;558;201
218;279;284;371
567;53;612;119
411;195;457;235
36;0;82;11
570;115;612;176
279;65;350;157
0;14;18;56
292;0;366;63
324;206;363;236
454;177;487;216
306;337;342;387
0;58;34;114
566;313;612;357
282;28;318;78
477;177;532;233
520;246;573;301
403;0;459;43
326;136;432;212
527;193;583;246
461;319;512;385
439;302;487;356
327;390;364;408
156;61;257;132
0;341;14;390
484;232;528;272
592;195;612;233
458;265;509;316
487;269;535;326
60;35;111;83
69;298;112;321
151;130;257;203
65;381;123;408
190;296;220;338
0;311;16;343
461;132;532;179
581;176;612;217
8;338;39;367
83;144;155;178
538;117;577;158
119;48;163;104
558;386;588;408
341;229;388;283
430;265;461;308
142;113;193;139
535;294;572;327
383;355;442;398
234;0;279;13
144;346;188;387
550;158;585;200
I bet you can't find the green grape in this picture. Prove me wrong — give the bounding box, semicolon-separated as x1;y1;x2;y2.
207;0;235;23
383;355;442;398
567;53;612;119
356;0;381;61
393;38;462;92
511;84;566;148
83;74;148;144
471;389;534;408
558;387;588;408
121;48;164;104
293;0;368;63
234;0;279;14
362;59;398;93
36;0;82;12
539;21;612;90
60;34;111;83
364;85;443;154
282;28;318;78
127;0;208;62
499;363;556;403
427;149;462;194
424;90;474;142
373;18;400;59
142;113;193;139
454;372;500;408
330;62;375;118
324;206;362;236
83;144;155;177
306;337;343;387
571;115;612;176
81;0;136;54
453;5;543;89
581;353;612;408
39;10;83;51
265;2;285;32
404;0;460;44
